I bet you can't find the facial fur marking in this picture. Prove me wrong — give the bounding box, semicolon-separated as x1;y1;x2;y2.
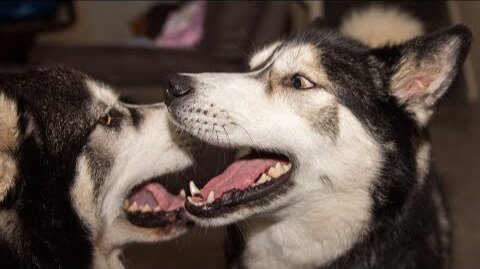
85;146;113;199
312;104;339;141
249;41;282;71
127;107;144;129
86;80;119;107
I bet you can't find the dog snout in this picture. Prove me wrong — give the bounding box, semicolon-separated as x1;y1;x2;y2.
164;74;194;106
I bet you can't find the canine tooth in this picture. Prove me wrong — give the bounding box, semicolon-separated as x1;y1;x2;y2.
258;173;271;184
141;204;152;213
207;191;215;204
189;181;201;196
128;202;139;212
154;206;161;212
123;200;130;210
179;189;186;198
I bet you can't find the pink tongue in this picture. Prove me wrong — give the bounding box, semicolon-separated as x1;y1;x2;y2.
200;158;281;199
129;183;184;211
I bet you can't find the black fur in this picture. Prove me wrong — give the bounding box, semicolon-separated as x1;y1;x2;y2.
229;25;471;269
0;68;96;269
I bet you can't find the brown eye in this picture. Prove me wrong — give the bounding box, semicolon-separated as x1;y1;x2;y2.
288;75;315;90
99;113;113;126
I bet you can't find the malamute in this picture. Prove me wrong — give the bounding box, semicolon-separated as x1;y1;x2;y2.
165;8;472;269
0;67;197;269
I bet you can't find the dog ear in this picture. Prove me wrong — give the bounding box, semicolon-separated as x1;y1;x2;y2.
374;25;472;126
0;93;19;204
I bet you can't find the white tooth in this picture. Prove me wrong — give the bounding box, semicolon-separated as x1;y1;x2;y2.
141;204;152;213
276;162;286;174
268;163;285;178
154;206;161;212
267;167;276;177
189;181;201;196
128;202;139;212
179;189;186;198
207;191;215;204
282;163;292;172
275;162;282;171
258;173;271;184
123;200;130;210
268;165;283;178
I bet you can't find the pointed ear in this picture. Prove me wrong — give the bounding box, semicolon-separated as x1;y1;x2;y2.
374;25;472;126
0;93;19;204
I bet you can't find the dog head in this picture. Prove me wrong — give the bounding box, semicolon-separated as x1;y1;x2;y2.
165;25;471;227
0;67;196;268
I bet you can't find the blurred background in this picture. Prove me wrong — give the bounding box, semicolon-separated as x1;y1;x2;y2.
0;1;478;268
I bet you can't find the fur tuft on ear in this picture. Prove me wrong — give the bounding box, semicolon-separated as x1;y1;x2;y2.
0;93;19;203
377;25;472;125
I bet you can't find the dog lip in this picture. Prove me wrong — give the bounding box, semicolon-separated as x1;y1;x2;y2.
184;167;294;218
125;208;193;228
122;172;192;228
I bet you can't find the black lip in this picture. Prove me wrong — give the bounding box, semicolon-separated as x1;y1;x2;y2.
185;168;294;218
126;209;193;228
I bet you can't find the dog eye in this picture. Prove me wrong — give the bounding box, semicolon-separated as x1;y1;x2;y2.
287;75;315;90
99;113;114;127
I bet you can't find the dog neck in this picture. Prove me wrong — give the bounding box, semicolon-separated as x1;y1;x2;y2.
241;186;371;269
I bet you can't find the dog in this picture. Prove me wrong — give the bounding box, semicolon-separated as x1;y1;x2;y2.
164;7;472;269
0;67;199;269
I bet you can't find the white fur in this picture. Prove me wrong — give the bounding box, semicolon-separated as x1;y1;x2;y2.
0;94;18;151
243;106;380;269
172;44;382;268
86;80;119;107
340;6;424;47
416;142;431;186
249;41;282;70
0;154;17;204
0;94;19;203
71;82;193;269
71;155;100;234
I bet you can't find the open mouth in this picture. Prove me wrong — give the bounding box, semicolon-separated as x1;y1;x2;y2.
123;176;190;228
185;151;293;217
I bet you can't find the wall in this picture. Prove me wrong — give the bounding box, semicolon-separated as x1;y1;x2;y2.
449;1;480;101
38;1;164;45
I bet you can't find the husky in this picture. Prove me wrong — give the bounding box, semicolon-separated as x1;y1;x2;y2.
164;8;472;269
0;67;198;269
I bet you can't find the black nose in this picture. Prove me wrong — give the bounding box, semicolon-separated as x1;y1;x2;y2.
164;74;194;106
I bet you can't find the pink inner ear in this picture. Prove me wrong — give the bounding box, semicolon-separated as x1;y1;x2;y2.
405;74;433;96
